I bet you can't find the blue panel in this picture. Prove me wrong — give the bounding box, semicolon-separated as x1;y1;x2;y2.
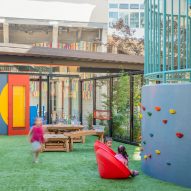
141;84;191;188
30;106;38;128
0;74;8;135
0;114;7;135
0;74;7;92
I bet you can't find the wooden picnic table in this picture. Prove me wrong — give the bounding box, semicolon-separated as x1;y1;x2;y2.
43;134;70;152
44;124;84;132
44;124;85;143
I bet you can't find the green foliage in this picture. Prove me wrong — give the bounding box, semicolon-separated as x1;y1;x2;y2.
97;74;143;142
112;74;130;138
85;112;93;129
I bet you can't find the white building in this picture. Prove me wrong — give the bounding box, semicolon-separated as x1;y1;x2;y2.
0;0;108;52
108;0;144;39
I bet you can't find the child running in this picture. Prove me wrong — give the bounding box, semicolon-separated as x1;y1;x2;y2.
28;117;44;163
115;145;139;177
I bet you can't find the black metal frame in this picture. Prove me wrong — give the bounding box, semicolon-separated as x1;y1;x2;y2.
29;73;80;124
79;71;143;145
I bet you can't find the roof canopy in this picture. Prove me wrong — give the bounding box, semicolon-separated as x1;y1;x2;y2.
0;43;144;72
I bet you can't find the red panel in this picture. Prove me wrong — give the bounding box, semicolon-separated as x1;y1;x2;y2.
8;75;30;135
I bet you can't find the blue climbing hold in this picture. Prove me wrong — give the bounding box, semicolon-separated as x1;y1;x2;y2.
166;162;171;166
149;133;154;137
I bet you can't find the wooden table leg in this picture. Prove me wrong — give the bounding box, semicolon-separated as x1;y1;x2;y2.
82;136;86;144
65;139;69;152
69;138;74;151
99;133;104;142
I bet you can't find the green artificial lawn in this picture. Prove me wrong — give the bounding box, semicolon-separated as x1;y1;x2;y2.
0;136;190;191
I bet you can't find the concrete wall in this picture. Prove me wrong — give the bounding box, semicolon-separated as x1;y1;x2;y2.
141;84;191;188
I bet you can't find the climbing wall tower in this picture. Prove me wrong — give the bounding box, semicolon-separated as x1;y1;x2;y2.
142;0;191;188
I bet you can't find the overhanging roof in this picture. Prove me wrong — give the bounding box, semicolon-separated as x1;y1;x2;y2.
0;43;144;72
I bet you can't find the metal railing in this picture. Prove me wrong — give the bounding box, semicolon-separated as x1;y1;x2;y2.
145;0;191;82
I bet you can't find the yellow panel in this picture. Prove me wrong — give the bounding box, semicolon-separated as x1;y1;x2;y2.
13;86;25;127
0;84;8;124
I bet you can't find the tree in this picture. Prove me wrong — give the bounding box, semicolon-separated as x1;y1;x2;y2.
107;18;144;56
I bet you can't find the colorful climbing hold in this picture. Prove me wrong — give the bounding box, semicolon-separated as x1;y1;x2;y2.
140;147;144;151
155;106;161;111
139;113;143;119
169;109;176;114
162;119;168;124
166;162;171;166
144;155;148;160
142;106;146;111
149;133;154;137
155;150;161;155
147;112;152;117
143;141;146;145
176;132;184;138
148;154;152;158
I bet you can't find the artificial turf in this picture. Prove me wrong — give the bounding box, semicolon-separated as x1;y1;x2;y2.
0;136;190;191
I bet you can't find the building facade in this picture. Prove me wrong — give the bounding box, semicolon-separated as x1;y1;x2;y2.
0;0;108;52
0;0;108;135
108;0;144;38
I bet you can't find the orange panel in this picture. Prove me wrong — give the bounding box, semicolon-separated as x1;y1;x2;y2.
8;75;29;135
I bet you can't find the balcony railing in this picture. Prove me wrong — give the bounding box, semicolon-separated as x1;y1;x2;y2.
32;41;102;53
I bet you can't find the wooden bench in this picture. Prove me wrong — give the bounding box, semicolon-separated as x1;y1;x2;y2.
43;134;70;152
64;130;104;151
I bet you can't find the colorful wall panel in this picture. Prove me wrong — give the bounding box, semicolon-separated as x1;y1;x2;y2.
141;84;191;188
0;74;8;135
8;75;30;135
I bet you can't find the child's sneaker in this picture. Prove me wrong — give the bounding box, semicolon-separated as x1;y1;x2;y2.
131;170;139;177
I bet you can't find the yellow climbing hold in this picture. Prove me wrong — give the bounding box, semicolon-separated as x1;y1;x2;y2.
155;150;161;155
139;113;143;119
144;155;148;159
169;109;176;114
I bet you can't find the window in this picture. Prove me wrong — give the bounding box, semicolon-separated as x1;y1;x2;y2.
119;4;129;9
130;12;139;28
119;13;129;26
109;3;118;9
140;4;144;9
109;12;118;19
140;12;144;28
130;4;139;9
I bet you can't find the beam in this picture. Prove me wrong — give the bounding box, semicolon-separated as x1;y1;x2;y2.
0;55;143;71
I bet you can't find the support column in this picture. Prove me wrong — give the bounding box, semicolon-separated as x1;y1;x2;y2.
93;79;96;125
52;25;58;48
100;29;107;52
79;80;83;124
130;75;134;143
3;22;9;43
47;76;51;124
77;28;82;42
109;77;113;137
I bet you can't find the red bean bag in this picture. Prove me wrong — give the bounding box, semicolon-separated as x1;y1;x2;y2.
94;140;116;156
95;148;131;179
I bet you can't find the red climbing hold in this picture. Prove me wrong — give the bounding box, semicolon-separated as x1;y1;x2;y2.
162;120;168;124
176;132;184;138
148;154;152;158
142;106;146;111
155;106;161;111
